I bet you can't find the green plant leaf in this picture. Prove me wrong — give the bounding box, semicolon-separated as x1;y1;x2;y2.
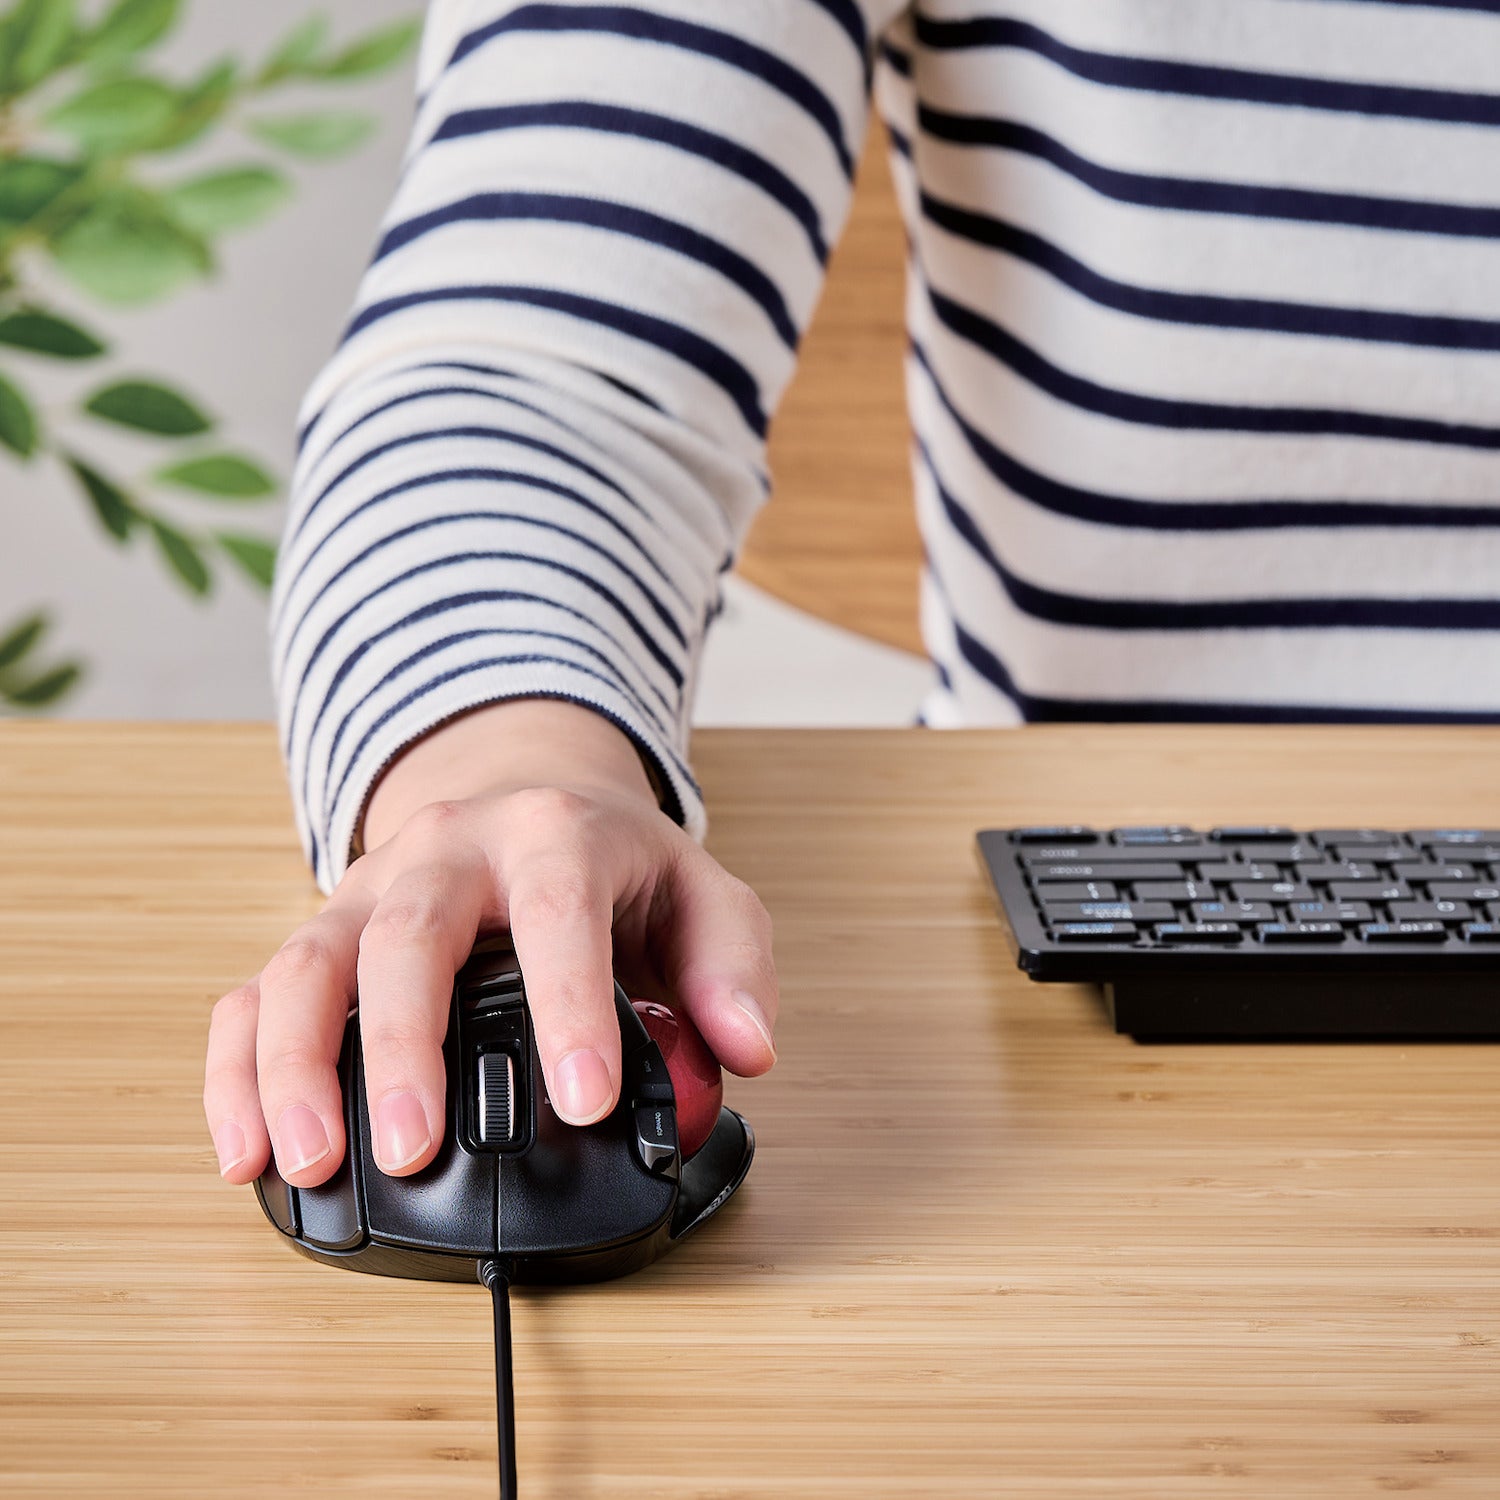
0;307;105;358
0;156;85;227
0;610;46;672
83;0;181;65
49;184;212;304
83;378;211;435
256;13;328;86
6;0;77;94
64;453;138;540
164;165;289;234
149;516;210;594
5;661;82;707
145;58;237;152
0;368;38;456
45;74;178;153
320;18;420;80
155;452;275;497
246;110;374;159
216;531;277;588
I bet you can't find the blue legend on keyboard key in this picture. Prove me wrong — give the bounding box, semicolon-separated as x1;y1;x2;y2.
1053;922;1138;941
1359;921;1448;943
1154;923;1242;944
1255;921;1345;943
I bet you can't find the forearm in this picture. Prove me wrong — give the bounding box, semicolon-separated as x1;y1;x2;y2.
275;1;892;890
362;697;660;851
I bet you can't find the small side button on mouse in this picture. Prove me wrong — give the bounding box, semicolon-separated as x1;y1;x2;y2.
634;1103;678;1177
632;1040;675;1105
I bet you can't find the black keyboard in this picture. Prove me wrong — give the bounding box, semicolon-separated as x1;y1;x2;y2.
976;825;1500;1039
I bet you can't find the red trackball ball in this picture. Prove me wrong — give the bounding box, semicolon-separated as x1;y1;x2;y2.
630;1000;723;1159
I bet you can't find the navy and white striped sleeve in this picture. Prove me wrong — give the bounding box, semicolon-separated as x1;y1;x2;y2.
272;0;903;890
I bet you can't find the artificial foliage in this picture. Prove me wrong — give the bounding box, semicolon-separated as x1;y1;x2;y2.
0;0;418;707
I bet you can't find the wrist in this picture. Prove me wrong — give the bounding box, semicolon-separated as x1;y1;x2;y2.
360;698;663;853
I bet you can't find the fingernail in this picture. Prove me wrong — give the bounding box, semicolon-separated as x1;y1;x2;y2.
732;989;777;1059
375;1090;431;1171
214;1120;247;1177
555;1048;612;1123
276;1104;331;1175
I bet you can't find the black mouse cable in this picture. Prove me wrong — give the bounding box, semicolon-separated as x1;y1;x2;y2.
478;1258;519;1500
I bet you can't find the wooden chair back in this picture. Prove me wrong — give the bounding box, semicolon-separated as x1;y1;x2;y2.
744;124;922;656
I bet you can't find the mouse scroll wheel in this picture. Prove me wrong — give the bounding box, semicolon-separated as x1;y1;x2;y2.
477;1051;515;1146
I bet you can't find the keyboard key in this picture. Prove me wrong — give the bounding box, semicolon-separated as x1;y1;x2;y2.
1427;882;1500;902
1388;900;1472;923
1153;922;1243;944
1429;844;1500;863
1255;921;1347;943
1191;901;1274;923
1114;841;1217;861
1199;861;1285;882
1023;857;1186;877
1461;922;1500;943
1231;882;1315;901
1285;900;1372;923
1209;826;1297;842
1327;881;1411;901
1013;846;1105;863
1135;880;1215;901
1294;862;1379;883
1053;922;1139;942
1410;829;1500;846
1043;901;1176;923
1311;828;1398;846
1011;826;1097;844
1032;882;1119;901
1391;862;1472;883
1111;826;1198;845
1213;841;1314;862
1329;844;1406;864
1358;921;1449;943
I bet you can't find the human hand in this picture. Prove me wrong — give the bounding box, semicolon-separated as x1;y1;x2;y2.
203;700;776;1186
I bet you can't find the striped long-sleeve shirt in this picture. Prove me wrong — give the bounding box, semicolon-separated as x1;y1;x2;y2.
275;0;1500;891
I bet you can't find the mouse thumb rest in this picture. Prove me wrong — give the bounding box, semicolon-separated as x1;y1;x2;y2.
253;955;754;1285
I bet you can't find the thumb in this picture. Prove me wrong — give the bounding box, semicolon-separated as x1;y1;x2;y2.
660;857;778;1076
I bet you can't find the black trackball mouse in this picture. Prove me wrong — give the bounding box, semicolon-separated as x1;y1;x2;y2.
252;943;756;1282
249;943;756;1499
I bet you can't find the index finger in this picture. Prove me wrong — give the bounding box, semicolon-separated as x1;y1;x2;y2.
356;862;486;1174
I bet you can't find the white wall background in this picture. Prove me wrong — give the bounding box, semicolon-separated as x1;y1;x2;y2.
1;0;928;727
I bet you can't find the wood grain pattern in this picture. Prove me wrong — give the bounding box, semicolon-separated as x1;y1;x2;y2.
3;723;1500;1497
746;121;922;655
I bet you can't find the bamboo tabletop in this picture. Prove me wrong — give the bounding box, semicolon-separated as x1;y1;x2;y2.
3;723;1499;1498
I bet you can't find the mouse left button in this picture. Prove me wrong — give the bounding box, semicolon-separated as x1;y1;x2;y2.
295;1028;366;1251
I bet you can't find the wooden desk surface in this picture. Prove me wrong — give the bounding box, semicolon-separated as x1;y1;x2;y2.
3;724;1499;1498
